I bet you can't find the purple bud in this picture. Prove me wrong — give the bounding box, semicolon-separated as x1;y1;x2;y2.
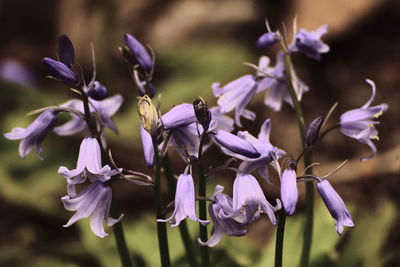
161;103;197;130
123;34;153;73
88;81;108;100
214;130;260;159
280;169;298;215
41;57;78;86
304;116;324;146
58;34;75;68
256;32;280;49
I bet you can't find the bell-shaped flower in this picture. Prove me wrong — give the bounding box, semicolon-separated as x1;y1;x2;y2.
293;25;329;61
213;74;258;127
62;179;124;238
4;110;58;160
340;79;388;162
140;123;155;168
280;168;298;215
214;130;260;159
317;179;354;235
53;94;123;136
256;19;282;49
198;185;247;247
124;33;153;73
161;103;197;130
256;52;309;111
157;173;209;227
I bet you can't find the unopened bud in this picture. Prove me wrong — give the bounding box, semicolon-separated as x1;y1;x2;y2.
193;98;212;132
58;34;75;68
304;116;324;146
137;95;158;136
88;81;108;100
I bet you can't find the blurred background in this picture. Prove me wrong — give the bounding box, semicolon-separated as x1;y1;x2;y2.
0;0;399;266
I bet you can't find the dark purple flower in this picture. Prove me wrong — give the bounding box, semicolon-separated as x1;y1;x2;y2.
317;179;354;235
304;116;324;146
140;123;155;168
280;169;298;215
41;57;78;86
58;34;75;68
198;185;247;247
124;34;153;73
157;173;209;227
4;110;57;159
256;20;282;49
340;79;388;162
214;130;260;159
161;103;197;130
87;81;108;100
293;25;329;61
62;179;124;238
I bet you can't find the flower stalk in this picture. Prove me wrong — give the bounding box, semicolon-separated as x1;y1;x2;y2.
275;209;286;267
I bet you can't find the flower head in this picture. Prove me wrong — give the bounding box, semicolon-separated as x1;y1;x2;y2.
4;110;58;159
293;25;329;61
280;168;298;215
340;79;388;161
317;179;354;235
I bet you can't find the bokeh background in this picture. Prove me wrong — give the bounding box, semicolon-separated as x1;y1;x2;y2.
0;0;399;266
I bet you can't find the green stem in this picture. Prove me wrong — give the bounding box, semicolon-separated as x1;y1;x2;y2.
283;53;314;267
153;139;171;267
275;209;286;267
163;155;199;267
198;134;210;267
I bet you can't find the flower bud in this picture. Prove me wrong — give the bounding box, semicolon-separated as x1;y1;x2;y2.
123;34;153;73
58;34;75;68
41;57;78;86
256;32;280;49
88;81;108;100
304;116;324;146
214;130;260;159
193;98;212;132
137;95;158;136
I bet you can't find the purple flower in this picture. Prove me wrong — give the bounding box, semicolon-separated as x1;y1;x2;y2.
41;57;78;86
256;20;282;49
53;94;123;136
280;169;298;215
62;179;124;238
198;185;247;247
157;173;209;227
0;59;36;87
140;123;155;168
213;75;258;127
214;130;260;159
293;25;329;61
124;34;153;73
256;52;309;111
161;103;197;130
225;174;281;226
340;79;388;162
304;116;324;146
317;179;354;235
87;81;108;100
4;110;57;159
58;34;75;68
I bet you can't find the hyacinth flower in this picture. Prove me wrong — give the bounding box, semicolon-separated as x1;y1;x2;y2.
58;137;119;196
62;179;124;238
214;129;261;159
123;33;153;73
256;52;309;111
280;168;298;215
4;110;58;160
198;185;247;247
340;79;388;162
292;24;329;61
212;74;258;127
317;179;354;235
161;103;197;130
53;94;123;136
256;19;282;49
157;173;209;227
140;123;155;168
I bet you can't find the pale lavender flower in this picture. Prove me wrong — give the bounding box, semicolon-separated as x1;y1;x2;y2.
256;52;309;111
124;34;153;73
4;110;57;159
256;19;282;49
280;168;298;215
62;179;124;238
212;75;258;127
198;185;247;247
317;179;354;235
53;94;123;136
140;123;155;168
157;173;209;227
293;25;329;61
340;79;388;162
161;103;197;130
214;130;260;159
0;59;36;87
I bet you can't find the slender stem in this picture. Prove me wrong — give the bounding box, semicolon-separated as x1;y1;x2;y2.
153;139;171;267
198;133;210;267
275;209;286;267
163;155;199;267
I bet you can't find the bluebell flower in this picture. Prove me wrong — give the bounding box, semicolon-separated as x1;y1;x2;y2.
293;25;329;61
214;130;260;159
4;110;58;160
87;81;108;100
256;19;282;49
198;185;247;247
53;94;123;136
124;33;153;73
41;57;78;86
224;174;281;226
280;168;298;215
340;79;388;162
157;173;209;227
58;34;75;68
140;123;155;168
161;103;197;130
62;179;124;238
317;179;354;235
212;75;258;127
256;52;309;111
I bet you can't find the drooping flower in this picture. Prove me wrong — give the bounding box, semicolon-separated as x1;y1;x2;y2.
256;19;282;49
280;168;298;215
212;75;258;127
293;25;329;61
161;103;197;130
140;123;155;168
53;94;123;136
340;79;388;162
157;173;209;227
123;33;153;73
256;52;309;111
214;130;260;159
62;179;124;238
4;110;58;159
198;185;247;247
317;179;354;235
